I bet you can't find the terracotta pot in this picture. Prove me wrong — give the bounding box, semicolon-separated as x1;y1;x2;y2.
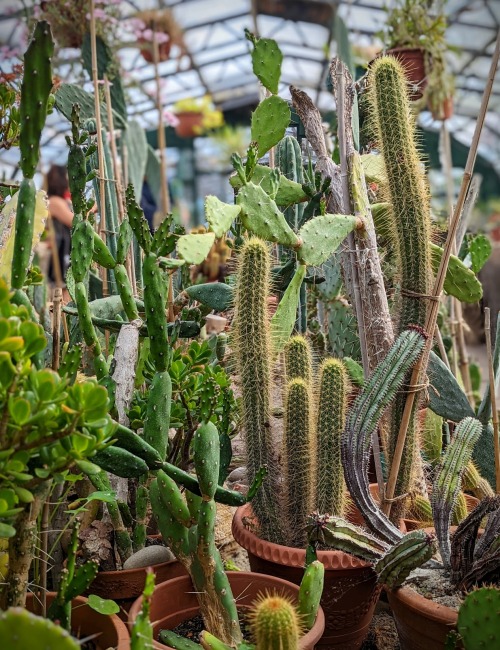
430;96;454;121
386;47;427;99
26;592;129;650
89;558;186;619
232;504;380;649
129;571;325;649
386;585;457;650
174;112;204;138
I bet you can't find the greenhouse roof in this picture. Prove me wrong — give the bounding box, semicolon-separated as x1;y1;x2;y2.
1;0;499;185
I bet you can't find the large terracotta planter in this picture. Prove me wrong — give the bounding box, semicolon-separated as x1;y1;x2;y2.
129;571;325;649
386;47;427;99
26;592;129;650
89;558;186;619
386;585;457;650
232;504;380;649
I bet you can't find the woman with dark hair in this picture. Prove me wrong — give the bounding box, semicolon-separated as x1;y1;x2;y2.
45;164;73;291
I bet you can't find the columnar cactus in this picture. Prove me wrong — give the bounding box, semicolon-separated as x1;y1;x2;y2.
249;594;301;650
315;358;348;518
11;21;53;308
369;55;434;521
283;378;315;547
233;238;284;544
284;335;312;384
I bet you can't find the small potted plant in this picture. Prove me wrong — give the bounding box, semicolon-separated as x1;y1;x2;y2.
132;8;185;63
381;0;455;115
172;95;224;138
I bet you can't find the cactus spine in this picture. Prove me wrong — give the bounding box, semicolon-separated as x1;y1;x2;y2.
249;594;301;650
315;358;348;517
283;378;315;547
233;238;284;544
369;56;434;521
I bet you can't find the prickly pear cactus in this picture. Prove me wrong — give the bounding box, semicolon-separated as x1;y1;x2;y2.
0;608;79;649
457;587;500;650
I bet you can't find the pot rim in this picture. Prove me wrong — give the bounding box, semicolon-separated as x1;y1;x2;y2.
232;503;372;571
92;557;179;581
387;583;458;625
129;570;325;650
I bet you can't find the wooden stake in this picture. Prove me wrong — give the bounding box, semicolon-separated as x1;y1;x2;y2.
103;75;125;224
383;32;500;517
485;308;500;493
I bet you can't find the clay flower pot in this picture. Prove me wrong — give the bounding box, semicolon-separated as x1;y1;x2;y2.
139;38;172;63
129;571;325;649
386;585;457;650
232;504;380;649
430;95;454;121
26;592;129;650
386;47;427;99
174;112;204;138
89;557;186;618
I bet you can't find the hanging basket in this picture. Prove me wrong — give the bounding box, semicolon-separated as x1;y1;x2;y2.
139;38;172;63
385;47;428;100
174;112;204;138
430;95;454;121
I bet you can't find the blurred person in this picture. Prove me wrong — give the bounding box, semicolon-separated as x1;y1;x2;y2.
45;164;73;299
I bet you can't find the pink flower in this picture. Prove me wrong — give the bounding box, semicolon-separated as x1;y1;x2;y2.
85;8;108;20
138;28;169;44
164;110;179;128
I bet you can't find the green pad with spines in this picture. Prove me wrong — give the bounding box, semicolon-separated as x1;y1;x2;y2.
270;264;306;355
70;220;94;283
251;95;290;158
326;299;361;360
427;351;475;423
19;21;54;179
0;608;79;649
116;219;134;265
230;164;307;205
316;358;348;518
156;469;193;527
92;446;149;478
193;421;220;500
468;233;492;273
126;184;152;254
185;282;233;312
114;263;139;321
205;196;241;238
298;560;324;631
237;183;300;248
177;232;216;265
283;378;315;547
92;231;117;270
11;179;37;289
457;586;500;650
297;214;359;267
430;243;482;303
246;32;282;94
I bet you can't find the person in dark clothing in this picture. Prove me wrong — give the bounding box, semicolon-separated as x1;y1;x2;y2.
140;179;157;233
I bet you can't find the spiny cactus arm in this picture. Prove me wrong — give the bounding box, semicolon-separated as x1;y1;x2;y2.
306;514;388;563
342;328;426;544
159;631;201;650
284;336;312;383
450;496;500;585
374;530;437;589
200;632;239;650
463;461;495;499
431;417;482;567
283;378;315;547
142;252;169;372
130;569;155;650
316;358;348;518
149;478;191;562
474;508;500;561
460;543;500;592
143;371;171;461
297;560;324;631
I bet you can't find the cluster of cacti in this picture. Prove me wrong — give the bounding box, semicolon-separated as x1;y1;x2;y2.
190;225;232;282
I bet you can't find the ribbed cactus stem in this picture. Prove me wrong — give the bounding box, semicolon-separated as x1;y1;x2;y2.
233;238;283;544
432;417;482;567
369;55;434;522
284;335;312;384
315;358;348;517
249;594;302;650
463;461;494;500
451;491;469;525
283;378;315;547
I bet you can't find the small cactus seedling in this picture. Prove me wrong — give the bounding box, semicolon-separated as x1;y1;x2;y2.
249;594;302;650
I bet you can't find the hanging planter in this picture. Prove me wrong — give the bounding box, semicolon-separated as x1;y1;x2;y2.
138;38;172;64
385;47;427;99
132;8;184;64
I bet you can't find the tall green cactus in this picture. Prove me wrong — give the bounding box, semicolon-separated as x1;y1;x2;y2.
315;358;348;517
283;378;315;547
233;238;284;544
11;21;54;297
249;594;301;650
369;55;434;521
